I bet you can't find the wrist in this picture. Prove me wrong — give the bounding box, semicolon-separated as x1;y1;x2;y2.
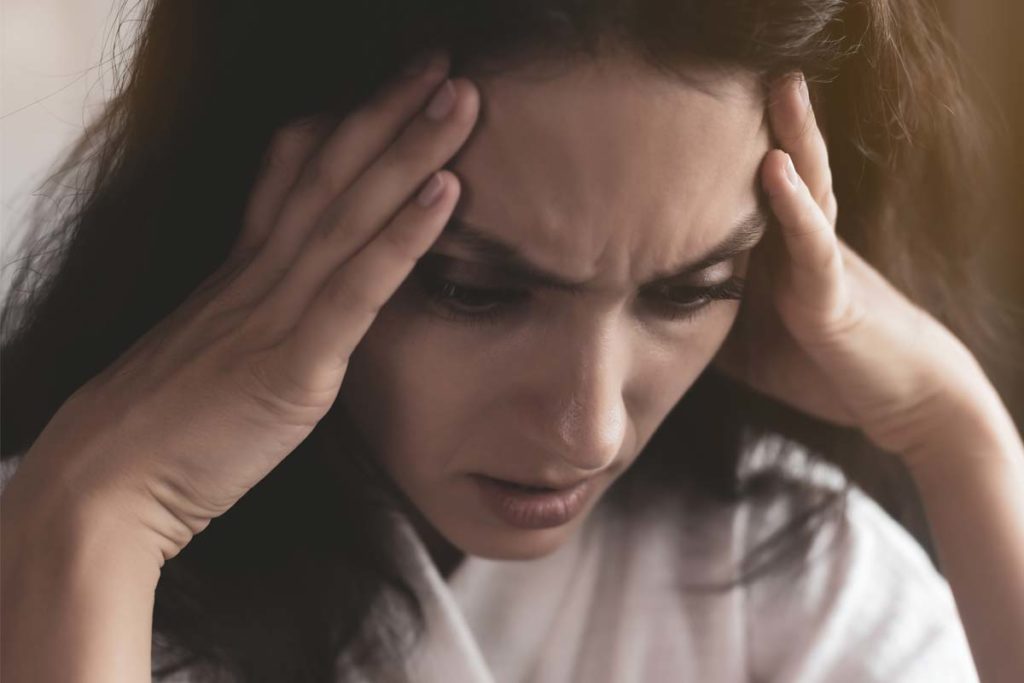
2;456;166;586
900;371;1023;480
4;500;162;593
2;482;160;682
5;444;200;568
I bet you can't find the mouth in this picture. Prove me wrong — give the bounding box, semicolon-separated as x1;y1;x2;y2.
487;476;586;491
470;474;595;529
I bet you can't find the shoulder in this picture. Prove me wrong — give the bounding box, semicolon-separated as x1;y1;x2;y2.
608;433;979;682
737;438;979;683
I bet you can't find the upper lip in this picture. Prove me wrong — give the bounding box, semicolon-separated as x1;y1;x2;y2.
477;474;592;490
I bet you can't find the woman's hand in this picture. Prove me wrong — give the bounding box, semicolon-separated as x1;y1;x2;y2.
711;76;1024;683
711;73;1002;465
4;49;479;566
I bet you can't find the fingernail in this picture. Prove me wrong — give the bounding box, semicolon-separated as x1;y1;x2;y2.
798;74;810;107
416;172;445;207
784;155;799;186
425;80;456;121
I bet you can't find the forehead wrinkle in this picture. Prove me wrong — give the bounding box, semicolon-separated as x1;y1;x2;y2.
452;76;595;271
614;117;769;286
436;202;768;296
449;56;769;290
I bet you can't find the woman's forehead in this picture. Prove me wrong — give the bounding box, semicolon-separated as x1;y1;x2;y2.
446;55;770;288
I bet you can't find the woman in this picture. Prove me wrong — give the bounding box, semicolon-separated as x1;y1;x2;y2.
2;0;1022;681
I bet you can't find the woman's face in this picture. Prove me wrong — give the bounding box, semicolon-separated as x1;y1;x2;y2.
338;53;770;560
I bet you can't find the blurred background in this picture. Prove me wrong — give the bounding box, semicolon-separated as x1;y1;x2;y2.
948;0;1024;343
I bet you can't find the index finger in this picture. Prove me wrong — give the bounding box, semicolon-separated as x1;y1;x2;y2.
244;49;452;281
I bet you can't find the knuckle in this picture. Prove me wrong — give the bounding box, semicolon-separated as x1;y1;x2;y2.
378;223;422;265
237;355;322;423
823;297;868;339
236;314;281;352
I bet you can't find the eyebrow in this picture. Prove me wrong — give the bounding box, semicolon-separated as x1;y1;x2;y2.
430;208;769;293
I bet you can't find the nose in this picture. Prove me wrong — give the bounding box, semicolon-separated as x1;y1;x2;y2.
530;327;629;472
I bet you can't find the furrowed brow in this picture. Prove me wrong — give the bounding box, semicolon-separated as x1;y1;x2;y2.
646;208;768;281
433;208;769;293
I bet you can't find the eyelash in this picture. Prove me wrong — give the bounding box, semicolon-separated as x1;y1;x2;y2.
411;268;746;326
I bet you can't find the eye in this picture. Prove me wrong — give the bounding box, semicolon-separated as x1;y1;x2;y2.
411;265;745;326
411;268;529;325
639;276;747;323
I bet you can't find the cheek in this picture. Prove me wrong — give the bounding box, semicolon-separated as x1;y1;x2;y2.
629;304;742;416
337;308;492;483
339;294;743;485
642;302;743;367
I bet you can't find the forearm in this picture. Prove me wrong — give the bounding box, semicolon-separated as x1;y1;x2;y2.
905;379;1024;683
1;476;161;682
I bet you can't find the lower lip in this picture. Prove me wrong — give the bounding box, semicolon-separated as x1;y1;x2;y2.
472;475;593;530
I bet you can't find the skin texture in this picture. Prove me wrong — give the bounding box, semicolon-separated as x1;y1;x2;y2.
337;52;770;568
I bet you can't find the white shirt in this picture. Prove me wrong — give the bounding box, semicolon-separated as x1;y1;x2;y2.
347;437;979;682
384;477;976;681
1;439;980;682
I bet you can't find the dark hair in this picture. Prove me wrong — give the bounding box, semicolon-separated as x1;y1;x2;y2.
2;0;1015;680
